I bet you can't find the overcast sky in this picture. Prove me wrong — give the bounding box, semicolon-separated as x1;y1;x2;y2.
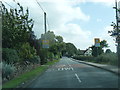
2;0;120;52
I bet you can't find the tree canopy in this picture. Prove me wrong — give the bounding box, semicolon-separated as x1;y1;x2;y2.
90;40;108;57
2;3;34;48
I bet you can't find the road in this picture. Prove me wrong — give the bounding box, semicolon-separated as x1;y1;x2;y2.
27;57;119;88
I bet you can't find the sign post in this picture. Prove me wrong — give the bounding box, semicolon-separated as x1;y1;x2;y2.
94;38;100;57
94;38;100;47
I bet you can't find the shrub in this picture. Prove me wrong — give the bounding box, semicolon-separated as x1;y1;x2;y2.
54;55;59;60
18;42;37;62
95;53;118;65
47;52;54;61
28;56;41;64
1;62;16;80
2;48;20;64
73;55;94;61
39;49;47;65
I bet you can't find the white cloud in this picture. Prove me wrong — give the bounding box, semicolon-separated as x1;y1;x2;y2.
2;0;116;52
42;0;90;30
53;23;92;50
6;0;90;50
28;0;91;42
80;0;114;6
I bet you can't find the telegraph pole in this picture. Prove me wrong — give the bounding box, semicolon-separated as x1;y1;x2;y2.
114;0;120;65
0;1;2;63
44;12;47;34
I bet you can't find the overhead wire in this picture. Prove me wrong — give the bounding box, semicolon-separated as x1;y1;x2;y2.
2;0;51;31
35;0;45;12
35;0;51;31
14;0;51;31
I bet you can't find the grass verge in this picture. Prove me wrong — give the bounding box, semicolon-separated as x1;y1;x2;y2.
2;59;60;88
46;59;60;65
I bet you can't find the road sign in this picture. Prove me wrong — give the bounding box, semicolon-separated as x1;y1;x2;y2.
42;40;49;48
94;38;100;47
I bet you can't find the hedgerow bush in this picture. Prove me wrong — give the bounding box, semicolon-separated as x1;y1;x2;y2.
73;53;118;66
73;55;94;61
18;42;37;62
54;55;59;60
1;62;16;80
95;53;118;65
39;49;47;65
2;48;20;64
28;56;41;64
47;52;54;61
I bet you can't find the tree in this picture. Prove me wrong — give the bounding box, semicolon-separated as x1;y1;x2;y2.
2;3;34;48
76;49;81;55
39;31;65;63
90;45;103;57
40;31;56;46
100;40;109;48
90;40;108;57
65;43;77;57
105;49;112;53
55;36;63;43
1;3;41;64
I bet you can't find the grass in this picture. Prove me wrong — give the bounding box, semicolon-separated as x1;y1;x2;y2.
2;59;60;88
46;59;60;65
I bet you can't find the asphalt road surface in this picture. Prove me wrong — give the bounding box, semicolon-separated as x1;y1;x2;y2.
27;57;119;88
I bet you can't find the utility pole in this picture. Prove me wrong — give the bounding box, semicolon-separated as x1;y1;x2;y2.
44;12;47;34
0;1;2;63
114;0;120;65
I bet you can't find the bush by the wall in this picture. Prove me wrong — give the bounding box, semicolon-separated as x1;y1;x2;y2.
1;62;16;80
95;53;118;65
73;53;118;66
2;48;20;64
73;55;94;61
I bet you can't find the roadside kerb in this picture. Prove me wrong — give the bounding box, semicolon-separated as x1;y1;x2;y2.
71;58;119;76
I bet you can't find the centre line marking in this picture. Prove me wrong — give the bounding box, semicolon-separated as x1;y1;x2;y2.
75;73;82;83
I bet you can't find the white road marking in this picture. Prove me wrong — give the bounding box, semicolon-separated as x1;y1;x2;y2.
75;73;82;83
71;67;74;70
61;68;64;70
58;67;73;71
64;68;71;70
66;60;74;71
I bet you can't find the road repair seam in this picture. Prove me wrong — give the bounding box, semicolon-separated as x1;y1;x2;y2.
75;73;82;83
